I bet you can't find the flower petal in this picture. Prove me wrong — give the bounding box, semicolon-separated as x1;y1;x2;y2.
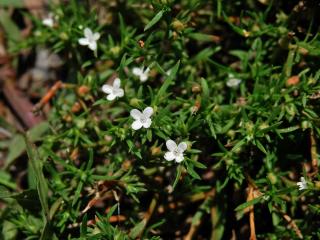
113;78;121;88
78;38;89;46
164;152;175;161
132;67;143;76
178;142;187;152
88;41;97;51
42;18;53;27
102;84;113;94
166;140;177;152
93;32;100;41
140;74;148;82
132;120;142;130
175;154;184;163
115;88;124;98
226;78;241;88
142;118;152;129
143;107;153;118
84;28;93;38
107;93;116;101
143;67;150;74
130;109;142;120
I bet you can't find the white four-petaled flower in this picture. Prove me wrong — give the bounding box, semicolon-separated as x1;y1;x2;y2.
130;107;153;130
78;28;100;51
132;67;150;82
102;78;124;101
297;177;307;191
226;74;241;88
42;14;54;27
164;140;187;163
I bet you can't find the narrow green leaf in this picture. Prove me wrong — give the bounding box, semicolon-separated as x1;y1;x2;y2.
154;61;180;105
188;32;216;42
201;78;209;105
235;197;262;212
255;140;267;154
185;161;201;180
129;219;147;238
144;10;166;31
24;135;49;219
172;165;183;190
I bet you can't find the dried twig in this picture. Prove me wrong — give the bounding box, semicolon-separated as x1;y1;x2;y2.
247;185;256;240
32;80;63;113
274;205;303;239
309;128;318;174
184;189;215;240
246;174;303;239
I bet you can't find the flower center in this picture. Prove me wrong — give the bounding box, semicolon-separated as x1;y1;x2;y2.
173;148;180;156
140;116;147;123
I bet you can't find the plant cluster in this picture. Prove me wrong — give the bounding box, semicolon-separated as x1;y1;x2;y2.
1;0;320;239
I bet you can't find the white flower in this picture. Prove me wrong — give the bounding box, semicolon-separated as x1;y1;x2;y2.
78;28;100;51
130;107;153;130
101;78;124;101
226;74;241;88
297;177;307;191
42;14;54;27
164;140;187;163
132;67;150;82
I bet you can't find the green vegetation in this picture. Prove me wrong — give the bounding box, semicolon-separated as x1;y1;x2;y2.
0;0;320;239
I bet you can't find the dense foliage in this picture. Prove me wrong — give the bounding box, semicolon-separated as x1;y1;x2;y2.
1;0;320;239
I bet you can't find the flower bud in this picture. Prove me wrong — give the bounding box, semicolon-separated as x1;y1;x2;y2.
267;172;277;184
77;85;90;96
301;120;312;130
171;19;185;31
227;130;236;139
59;32;68;40
129;98;141;107
150;146;161;156
191;83;201;93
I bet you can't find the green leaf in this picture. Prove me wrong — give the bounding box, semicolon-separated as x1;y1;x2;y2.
231;139;246;153
24;135;49;219
5;122;49;168
0;9;22;48
255;140;267;154
80;214;88;237
201;78;209;106
0;0;24;7
185;161;201;180
172;165;183;190
189;159;207;169
153;61;180;105
144;9;166;31
2;220;18;240
28;122;49;142
0;185;12;199
129;219;147;238
188;32;216;42
235;197;262;212
5;134;25;169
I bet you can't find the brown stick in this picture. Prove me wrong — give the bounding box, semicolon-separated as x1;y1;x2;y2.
32;80;63;113
184;189;215;240
273;206;303;239
247;186;256;240
246;174;303;239
310;128;318;174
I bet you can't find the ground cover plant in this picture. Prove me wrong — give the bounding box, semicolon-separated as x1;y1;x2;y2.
0;0;320;239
